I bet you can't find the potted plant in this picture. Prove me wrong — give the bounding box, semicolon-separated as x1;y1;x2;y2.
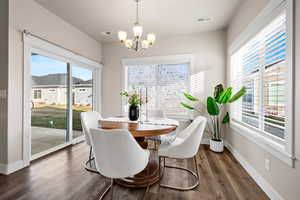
181;84;246;152
120;91;143;121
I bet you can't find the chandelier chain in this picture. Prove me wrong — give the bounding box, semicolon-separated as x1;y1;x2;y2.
136;0;139;25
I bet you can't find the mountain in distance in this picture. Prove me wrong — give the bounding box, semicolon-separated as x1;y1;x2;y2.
32;73;92;86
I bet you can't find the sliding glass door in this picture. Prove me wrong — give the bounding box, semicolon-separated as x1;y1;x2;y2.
30;54;95;158
72;66;94;139
31;53;69;155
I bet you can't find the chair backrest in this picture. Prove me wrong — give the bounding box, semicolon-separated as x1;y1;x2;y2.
89;128;149;178
165;116;206;158
80;111;102;146
148;110;165;118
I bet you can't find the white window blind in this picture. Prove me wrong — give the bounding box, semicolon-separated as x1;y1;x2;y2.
125;63;190;118
230;11;287;139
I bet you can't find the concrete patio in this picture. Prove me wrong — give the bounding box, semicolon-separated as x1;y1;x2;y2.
31;126;82;155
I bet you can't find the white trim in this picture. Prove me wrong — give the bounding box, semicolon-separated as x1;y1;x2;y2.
230;122;295;166
229;0;286;54
227;0;295;167
23;33;102;167
24;34;101;68
23;35;32;167
67;63;73;142
72;135;85;145
0;160;24;175
31;143;71;161
122;54;194;66
94;67;103;113
225;142;285;200
284;0;295;159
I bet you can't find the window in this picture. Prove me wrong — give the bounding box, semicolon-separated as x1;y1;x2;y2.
124;61;190;118
230;11;287;140
33;90;41;99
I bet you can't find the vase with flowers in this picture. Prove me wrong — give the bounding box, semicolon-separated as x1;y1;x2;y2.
120;91;143;121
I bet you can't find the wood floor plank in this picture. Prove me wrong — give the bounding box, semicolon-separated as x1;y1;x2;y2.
0;143;269;200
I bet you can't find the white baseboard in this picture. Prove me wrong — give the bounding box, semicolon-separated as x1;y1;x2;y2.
0;160;24;175
225;142;285;200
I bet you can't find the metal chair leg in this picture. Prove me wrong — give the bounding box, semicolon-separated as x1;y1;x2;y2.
85;146;98;173
99;178;113;200
159;156;199;191
89;146;93;167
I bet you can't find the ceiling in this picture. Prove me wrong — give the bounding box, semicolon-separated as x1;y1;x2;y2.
35;0;243;43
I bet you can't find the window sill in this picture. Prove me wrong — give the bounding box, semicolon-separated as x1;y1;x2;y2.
229;121;295;167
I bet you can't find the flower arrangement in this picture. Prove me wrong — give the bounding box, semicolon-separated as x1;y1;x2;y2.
120;91;143;106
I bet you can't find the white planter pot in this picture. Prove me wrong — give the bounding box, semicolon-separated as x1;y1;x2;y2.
209;139;224;153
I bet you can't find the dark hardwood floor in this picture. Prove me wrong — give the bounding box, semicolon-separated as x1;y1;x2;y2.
0;144;269;200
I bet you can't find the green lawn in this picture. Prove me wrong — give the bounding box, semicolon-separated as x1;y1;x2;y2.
31;105;92;131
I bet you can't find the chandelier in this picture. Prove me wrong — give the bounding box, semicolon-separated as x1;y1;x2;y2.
118;0;156;51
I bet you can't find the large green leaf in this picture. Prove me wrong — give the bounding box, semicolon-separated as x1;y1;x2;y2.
180;102;194;110
217;87;233;104
207;97;220;116
183;93;198;101
214;84;224;102
229;87;247;103
222;112;230;124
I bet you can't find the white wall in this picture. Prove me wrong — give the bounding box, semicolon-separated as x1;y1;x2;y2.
1;0;102;169
102;30;226;118
226;0;300;200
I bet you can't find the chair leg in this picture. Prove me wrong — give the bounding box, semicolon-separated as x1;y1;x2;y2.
159;156;199;191
99;178;113;200
89;146;93;167
193;156;200;180
84;146;98;173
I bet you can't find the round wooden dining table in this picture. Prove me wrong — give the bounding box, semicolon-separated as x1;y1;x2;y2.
98;117;178;188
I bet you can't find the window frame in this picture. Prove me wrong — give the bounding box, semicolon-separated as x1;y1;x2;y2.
121;54;194;120
228;0;295;166
23;33;102;167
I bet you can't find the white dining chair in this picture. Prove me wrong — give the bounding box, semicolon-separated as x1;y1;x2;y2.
89;128;150;200
157;116;207;192
80;111;102;172
146;110;178;146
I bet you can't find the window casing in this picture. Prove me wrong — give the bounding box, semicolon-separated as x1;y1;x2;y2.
230;11;288;143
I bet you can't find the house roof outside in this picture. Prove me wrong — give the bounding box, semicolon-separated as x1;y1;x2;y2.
32;73;92;87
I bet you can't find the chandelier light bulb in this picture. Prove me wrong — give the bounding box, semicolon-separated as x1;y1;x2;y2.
141;40;150;49
133;25;143;38
118;31;127;42
125;39;133;48
147;33;156;45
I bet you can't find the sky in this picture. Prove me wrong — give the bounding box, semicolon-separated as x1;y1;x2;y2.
31;54;93;81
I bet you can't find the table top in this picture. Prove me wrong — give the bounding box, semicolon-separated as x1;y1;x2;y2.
98;118;177;137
